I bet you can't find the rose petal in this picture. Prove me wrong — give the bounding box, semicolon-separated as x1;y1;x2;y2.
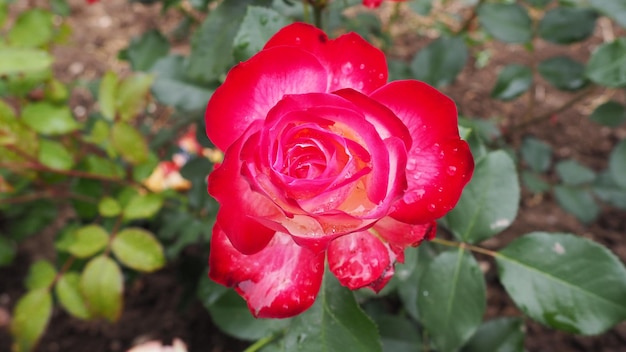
208;120;280;255
264;23;387;94
209;225;324;318
371;80;474;223
205;46;328;151
328;231;395;292
373;216;436;248
391;138;474;223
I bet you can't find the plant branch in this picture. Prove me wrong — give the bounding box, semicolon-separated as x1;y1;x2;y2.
430;237;499;257
511;85;597;132
456;0;486;34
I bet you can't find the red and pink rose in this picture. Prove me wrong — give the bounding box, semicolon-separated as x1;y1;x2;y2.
205;23;473;318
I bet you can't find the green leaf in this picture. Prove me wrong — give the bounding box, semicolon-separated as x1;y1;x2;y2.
50;0;70;16
590;0;626;29
55;272;91;319
123;193;163;220
116;73;154;121
25;260;57;290
83;155;124;178
151;55;214;111
521;170;551;194
0;236;16;266
125;29;170;71
67;224;110;258
10;289;52;352
538;7;597;44
204;285;290;341
8;9;53;47
38;139;74;170
496;232;626;334
374;315;422;352
98;71;118;121
555;159;595;185
478;3;532;43
396;244;438;321
283;273;382;352
80;255;123;322
521;136;552;173
410;36;467;87
409;0;433;15
461;317;524;352
233;6;290;62
586;38;626;88
187;0;272;83
0;48;52;75
418;249;486;352
609;139;626;188
445;151;520;243
110;122;148;164
554;185;600;224
111;228;165;272
524;0;552;7
538;56;587;91
98;196;121;217
593;171;626;209
22;102;79;135
589;101;626;127
491;64;532;100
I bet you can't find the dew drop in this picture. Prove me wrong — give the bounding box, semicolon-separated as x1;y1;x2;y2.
447;165;457;176
423;290;429;297
357;81;364;90
341;62;353;74
359;63;365;70
378;73;384;79
437;187;443;193
295;37;301;44
332;77;339;85
427;203;436;212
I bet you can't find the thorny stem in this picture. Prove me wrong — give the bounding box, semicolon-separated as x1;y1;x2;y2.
430;237;499;257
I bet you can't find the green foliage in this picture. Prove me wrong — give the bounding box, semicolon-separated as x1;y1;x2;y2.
445;151;520;243
491;64;532;100
4;1;626;351
418;249;486;352
410;36;468;87
497;233;626;334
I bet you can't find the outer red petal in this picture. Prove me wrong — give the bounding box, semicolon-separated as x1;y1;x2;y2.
205;46;327;151
370;80;474;223
373;216;436;248
264;23;387;94
209;225;324;318
328;231;395;292
208;120;280;255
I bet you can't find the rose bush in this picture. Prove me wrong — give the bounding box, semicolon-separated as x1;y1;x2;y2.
205;23;474;318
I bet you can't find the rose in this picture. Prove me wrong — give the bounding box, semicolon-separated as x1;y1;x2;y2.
205;23;474;318
363;0;407;8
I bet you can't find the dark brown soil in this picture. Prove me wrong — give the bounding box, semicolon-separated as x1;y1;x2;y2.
1;1;626;352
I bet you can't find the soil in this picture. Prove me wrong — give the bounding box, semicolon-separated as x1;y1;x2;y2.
1;1;626;351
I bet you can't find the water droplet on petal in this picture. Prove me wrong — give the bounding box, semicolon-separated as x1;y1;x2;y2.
378;73;384;79
427;203;436;212
357;81;364;90
295;37;301;44
359;63;365;70
332;77;339;85
341;62;354;74
447;165;457;175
